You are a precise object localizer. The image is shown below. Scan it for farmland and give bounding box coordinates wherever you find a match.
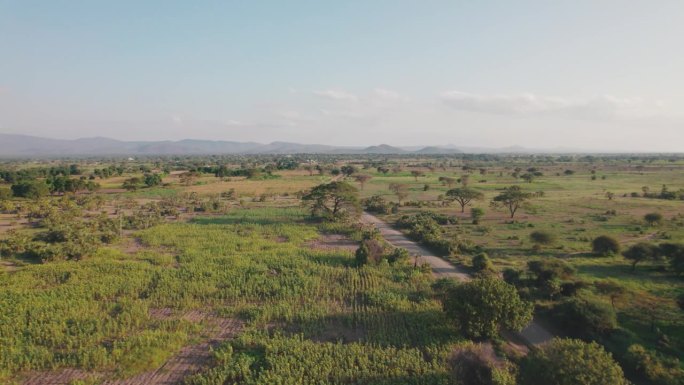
[1,154,683,384]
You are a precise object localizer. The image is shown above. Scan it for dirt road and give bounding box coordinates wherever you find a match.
[361,212,554,347]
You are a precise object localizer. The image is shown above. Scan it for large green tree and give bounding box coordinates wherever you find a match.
[443,278,533,338]
[446,187,484,213]
[491,185,532,218]
[519,338,627,385]
[301,182,360,221]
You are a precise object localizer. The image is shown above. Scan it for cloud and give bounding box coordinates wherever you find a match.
[312,89,358,102]
[373,88,409,102]
[441,91,664,120]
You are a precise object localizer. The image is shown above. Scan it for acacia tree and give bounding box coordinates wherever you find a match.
[410,170,425,181]
[446,187,484,213]
[354,174,372,190]
[340,165,356,177]
[443,277,533,338]
[491,185,532,218]
[301,182,360,221]
[623,242,659,271]
[389,183,409,204]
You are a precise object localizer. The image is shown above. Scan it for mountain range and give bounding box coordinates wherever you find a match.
[0,133,584,158]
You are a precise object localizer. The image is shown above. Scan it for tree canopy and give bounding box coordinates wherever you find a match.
[446,187,484,213]
[301,182,360,221]
[519,338,627,385]
[443,277,533,338]
[491,185,532,218]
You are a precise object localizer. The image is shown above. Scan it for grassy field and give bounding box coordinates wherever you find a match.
[0,207,459,384]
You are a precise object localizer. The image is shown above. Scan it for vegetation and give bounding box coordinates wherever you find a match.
[443,278,533,338]
[519,338,627,385]
[1,153,684,383]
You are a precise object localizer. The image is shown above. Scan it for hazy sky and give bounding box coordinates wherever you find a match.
[1,1,683,151]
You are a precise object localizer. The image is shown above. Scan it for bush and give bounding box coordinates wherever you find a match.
[472,253,493,272]
[529,230,556,245]
[387,247,410,264]
[519,338,627,385]
[645,212,664,226]
[624,344,683,385]
[592,235,621,256]
[449,344,516,385]
[551,297,617,339]
[355,239,385,266]
[363,195,393,214]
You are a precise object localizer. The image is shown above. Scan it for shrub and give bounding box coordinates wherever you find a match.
[449,343,516,385]
[519,338,627,385]
[624,344,683,385]
[529,230,556,245]
[355,239,385,266]
[592,235,620,256]
[551,297,617,339]
[472,253,493,272]
[645,212,664,226]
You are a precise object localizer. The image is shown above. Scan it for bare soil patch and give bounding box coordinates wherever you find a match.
[20,369,98,385]
[0,260,18,272]
[307,234,358,251]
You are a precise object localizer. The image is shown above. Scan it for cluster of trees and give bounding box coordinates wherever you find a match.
[638,185,684,201]
[395,212,461,255]
[362,195,398,214]
[0,204,117,262]
[122,173,165,191]
[623,241,684,273]
[450,338,628,385]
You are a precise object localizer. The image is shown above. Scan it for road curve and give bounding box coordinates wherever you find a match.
[360,212,554,347]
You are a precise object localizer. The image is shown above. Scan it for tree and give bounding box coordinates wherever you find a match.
[389,183,409,204]
[623,242,659,271]
[301,182,360,221]
[353,174,372,190]
[605,191,615,200]
[592,235,620,256]
[144,173,163,187]
[447,187,484,213]
[439,176,457,188]
[594,279,627,309]
[660,242,684,275]
[443,278,533,338]
[340,165,356,177]
[644,212,663,226]
[11,180,50,199]
[491,186,532,218]
[179,171,200,186]
[410,170,425,181]
[471,207,485,224]
[122,177,144,191]
[519,338,627,385]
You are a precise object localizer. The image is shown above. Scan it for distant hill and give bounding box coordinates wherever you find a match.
[415,146,462,154]
[0,133,588,158]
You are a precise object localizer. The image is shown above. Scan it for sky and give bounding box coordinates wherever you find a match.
[1,0,683,151]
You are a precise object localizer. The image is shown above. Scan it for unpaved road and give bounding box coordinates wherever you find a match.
[361,212,554,347]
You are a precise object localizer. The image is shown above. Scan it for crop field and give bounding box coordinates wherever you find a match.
[1,154,683,384]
